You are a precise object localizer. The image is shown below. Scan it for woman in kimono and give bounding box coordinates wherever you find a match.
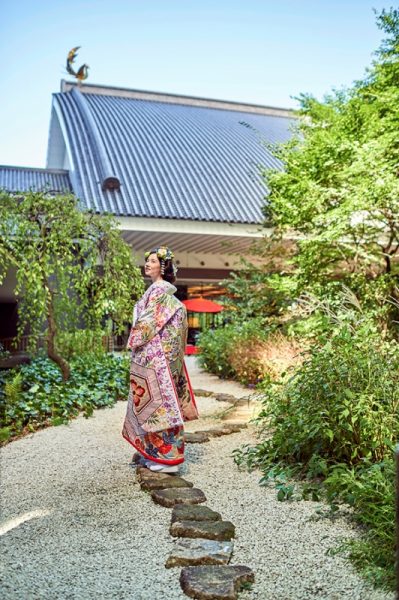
[122,246,199,473]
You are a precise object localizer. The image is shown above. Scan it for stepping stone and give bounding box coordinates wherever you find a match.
[201,424,248,438]
[185,432,210,444]
[140,476,194,492]
[200,428,230,438]
[214,393,238,404]
[151,487,207,507]
[136,466,177,482]
[192,389,215,397]
[222,424,247,434]
[165,538,234,568]
[171,505,221,524]
[180,565,255,600]
[170,520,235,541]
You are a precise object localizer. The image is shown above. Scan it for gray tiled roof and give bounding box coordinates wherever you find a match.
[0,165,72,194]
[51,87,297,224]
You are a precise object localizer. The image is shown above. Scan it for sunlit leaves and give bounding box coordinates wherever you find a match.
[262,9,399,295]
[0,190,144,365]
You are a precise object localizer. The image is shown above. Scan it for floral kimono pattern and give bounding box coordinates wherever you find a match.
[122,280,198,465]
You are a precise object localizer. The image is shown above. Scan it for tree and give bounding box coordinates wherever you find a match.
[219,250,296,323]
[0,191,144,380]
[261,8,399,311]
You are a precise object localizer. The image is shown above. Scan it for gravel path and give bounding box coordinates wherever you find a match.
[0,357,394,600]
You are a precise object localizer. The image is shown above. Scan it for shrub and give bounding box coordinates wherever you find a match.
[233,314,398,591]
[197,318,272,381]
[198,318,304,385]
[0,352,129,443]
[325,457,396,590]
[228,331,303,385]
[55,328,106,361]
[197,324,238,379]
[251,320,398,470]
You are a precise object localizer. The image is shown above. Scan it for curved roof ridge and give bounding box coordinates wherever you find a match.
[61,80,295,119]
[47,86,297,223]
[70,87,121,192]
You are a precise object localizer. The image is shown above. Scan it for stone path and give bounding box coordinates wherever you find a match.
[135,459,252,599]
[130,375,256,600]
[0,356,394,599]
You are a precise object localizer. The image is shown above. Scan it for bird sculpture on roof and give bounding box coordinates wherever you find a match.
[66,46,89,84]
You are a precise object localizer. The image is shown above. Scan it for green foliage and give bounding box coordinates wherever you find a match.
[233,307,398,591]
[219,257,294,322]
[260,8,399,315]
[197,318,270,380]
[197,325,237,379]
[55,328,107,361]
[231,455,396,589]
[0,190,144,377]
[4,372,23,404]
[252,318,398,470]
[0,343,10,360]
[230,11,399,591]
[0,352,129,441]
[325,457,396,590]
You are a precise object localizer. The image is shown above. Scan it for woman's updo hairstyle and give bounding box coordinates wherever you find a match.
[144,246,178,284]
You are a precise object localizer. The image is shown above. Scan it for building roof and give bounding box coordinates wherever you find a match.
[0,165,72,194]
[46,81,297,224]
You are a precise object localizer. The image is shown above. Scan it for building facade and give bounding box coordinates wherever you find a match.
[0,80,296,339]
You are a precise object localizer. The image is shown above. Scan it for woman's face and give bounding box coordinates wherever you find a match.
[144,252,162,281]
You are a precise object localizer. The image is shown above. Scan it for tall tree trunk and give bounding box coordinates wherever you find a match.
[384,253,391,274]
[46,287,70,381]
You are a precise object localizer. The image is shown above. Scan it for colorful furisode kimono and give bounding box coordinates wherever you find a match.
[122,279,199,465]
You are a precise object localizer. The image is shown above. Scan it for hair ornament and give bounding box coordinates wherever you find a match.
[144,246,176,278]
[157,246,174,260]
[144,246,175,262]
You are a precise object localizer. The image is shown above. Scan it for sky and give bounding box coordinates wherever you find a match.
[0,0,391,168]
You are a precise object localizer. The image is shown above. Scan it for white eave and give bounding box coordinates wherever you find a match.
[118,216,268,254]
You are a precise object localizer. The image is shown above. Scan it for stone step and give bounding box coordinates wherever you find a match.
[166,538,234,569]
[185,424,248,444]
[200,424,247,437]
[185,432,210,444]
[192,389,215,397]
[171,505,221,524]
[170,520,235,541]
[179,565,255,600]
[136,466,178,482]
[214,393,239,404]
[140,475,194,492]
[151,487,207,508]
[221,401,261,423]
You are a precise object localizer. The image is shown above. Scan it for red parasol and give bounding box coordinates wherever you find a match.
[182,298,223,313]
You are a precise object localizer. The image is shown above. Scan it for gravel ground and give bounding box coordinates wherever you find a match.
[183,430,394,600]
[0,358,394,600]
